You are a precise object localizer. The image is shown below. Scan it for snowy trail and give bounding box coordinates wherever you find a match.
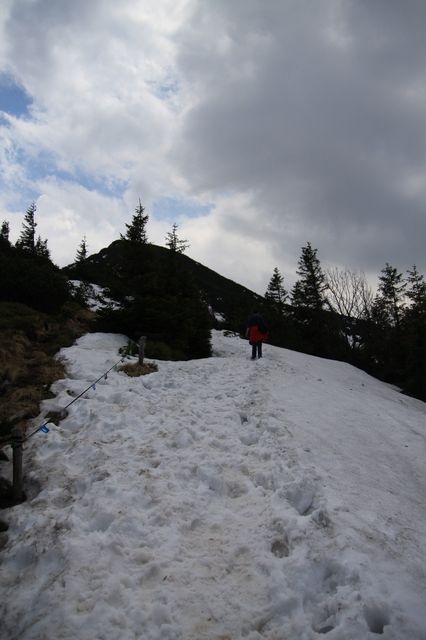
[1,331,426,639]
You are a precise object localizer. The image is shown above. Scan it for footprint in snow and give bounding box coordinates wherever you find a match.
[286,480,317,516]
[303,558,361,635]
[363,602,391,635]
[271,536,290,558]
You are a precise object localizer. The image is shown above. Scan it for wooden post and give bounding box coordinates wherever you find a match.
[138,336,146,365]
[11,426,24,503]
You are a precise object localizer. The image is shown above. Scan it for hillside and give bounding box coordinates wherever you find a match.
[0,239,271,453]
[63,239,265,333]
[0,331,425,638]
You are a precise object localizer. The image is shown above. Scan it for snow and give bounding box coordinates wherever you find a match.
[1,330,426,639]
[69,281,121,311]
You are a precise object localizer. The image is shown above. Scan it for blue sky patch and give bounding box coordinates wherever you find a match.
[147,77,179,102]
[0,74,32,117]
[153,196,213,222]
[16,147,127,200]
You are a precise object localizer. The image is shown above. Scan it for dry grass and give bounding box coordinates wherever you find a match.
[119,361,158,377]
[0,302,94,440]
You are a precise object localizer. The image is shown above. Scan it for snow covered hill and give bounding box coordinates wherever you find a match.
[1,331,425,639]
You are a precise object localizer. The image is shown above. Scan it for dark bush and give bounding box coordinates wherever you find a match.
[0,245,69,314]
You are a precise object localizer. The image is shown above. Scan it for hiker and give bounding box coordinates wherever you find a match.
[246,310,268,360]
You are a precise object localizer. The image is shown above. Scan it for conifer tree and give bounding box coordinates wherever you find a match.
[403,265,426,399]
[35,235,50,259]
[76,236,88,262]
[0,220,10,245]
[122,199,149,243]
[165,223,189,254]
[291,242,327,310]
[265,267,287,312]
[366,263,406,385]
[406,265,426,307]
[16,202,37,253]
[290,242,331,356]
[373,263,406,329]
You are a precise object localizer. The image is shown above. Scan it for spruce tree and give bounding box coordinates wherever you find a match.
[403,265,426,399]
[0,220,10,246]
[16,202,37,253]
[265,267,287,312]
[165,223,189,254]
[368,263,406,384]
[76,236,88,262]
[373,263,406,329]
[122,199,149,243]
[291,242,327,310]
[290,242,331,356]
[406,265,426,307]
[35,235,50,259]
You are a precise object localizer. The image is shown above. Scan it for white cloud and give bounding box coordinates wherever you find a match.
[32,178,125,265]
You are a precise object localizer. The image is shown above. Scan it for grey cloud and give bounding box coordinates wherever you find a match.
[172,0,426,277]
[2,0,426,289]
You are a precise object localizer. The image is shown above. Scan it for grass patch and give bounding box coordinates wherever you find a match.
[0,301,94,440]
[119,362,158,377]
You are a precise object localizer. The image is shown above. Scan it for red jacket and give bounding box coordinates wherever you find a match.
[247,324,268,344]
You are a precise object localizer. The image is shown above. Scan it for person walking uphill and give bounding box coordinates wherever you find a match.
[246,310,268,360]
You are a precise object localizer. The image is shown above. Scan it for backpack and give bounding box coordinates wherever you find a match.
[257,317,268,334]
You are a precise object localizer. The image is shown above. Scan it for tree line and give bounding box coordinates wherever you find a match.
[1,199,189,263]
[1,202,425,399]
[263,242,426,400]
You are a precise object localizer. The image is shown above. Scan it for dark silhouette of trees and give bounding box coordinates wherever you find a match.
[290,242,335,355]
[35,236,50,259]
[165,223,189,254]
[3,203,426,400]
[0,221,10,246]
[374,263,406,330]
[122,199,149,243]
[16,202,37,253]
[15,203,50,259]
[401,265,426,399]
[265,267,287,313]
[75,236,88,262]
[291,242,327,311]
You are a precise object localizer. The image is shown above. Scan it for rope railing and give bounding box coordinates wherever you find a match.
[23,356,125,442]
[2,336,148,504]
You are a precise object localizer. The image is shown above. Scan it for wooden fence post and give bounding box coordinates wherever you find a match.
[138,336,147,365]
[11,426,24,503]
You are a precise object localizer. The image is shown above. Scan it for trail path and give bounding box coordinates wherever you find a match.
[1,331,425,639]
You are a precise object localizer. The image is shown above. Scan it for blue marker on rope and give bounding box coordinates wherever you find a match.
[92,384,96,391]
[40,425,50,433]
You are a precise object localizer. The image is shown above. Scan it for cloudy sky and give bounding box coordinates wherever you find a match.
[1,0,425,295]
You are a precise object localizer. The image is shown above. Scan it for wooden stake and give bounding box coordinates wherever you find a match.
[138,336,147,365]
[11,426,24,503]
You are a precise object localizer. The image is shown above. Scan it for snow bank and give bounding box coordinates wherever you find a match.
[1,331,425,639]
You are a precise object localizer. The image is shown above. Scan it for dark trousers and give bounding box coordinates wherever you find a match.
[251,341,262,359]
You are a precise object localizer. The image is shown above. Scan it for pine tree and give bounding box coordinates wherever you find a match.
[406,265,426,307]
[16,202,37,253]
[76,236,88,262]
[165,223,190,254]
[35,235,50,259]
[0,220,10,246]
[291,242,327,310]
[265,267,287,312]
[373,263,406,329]
[290,242,331,356]
[122,199,149,243]
[403,265,426,399]
[367,263,406,385]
